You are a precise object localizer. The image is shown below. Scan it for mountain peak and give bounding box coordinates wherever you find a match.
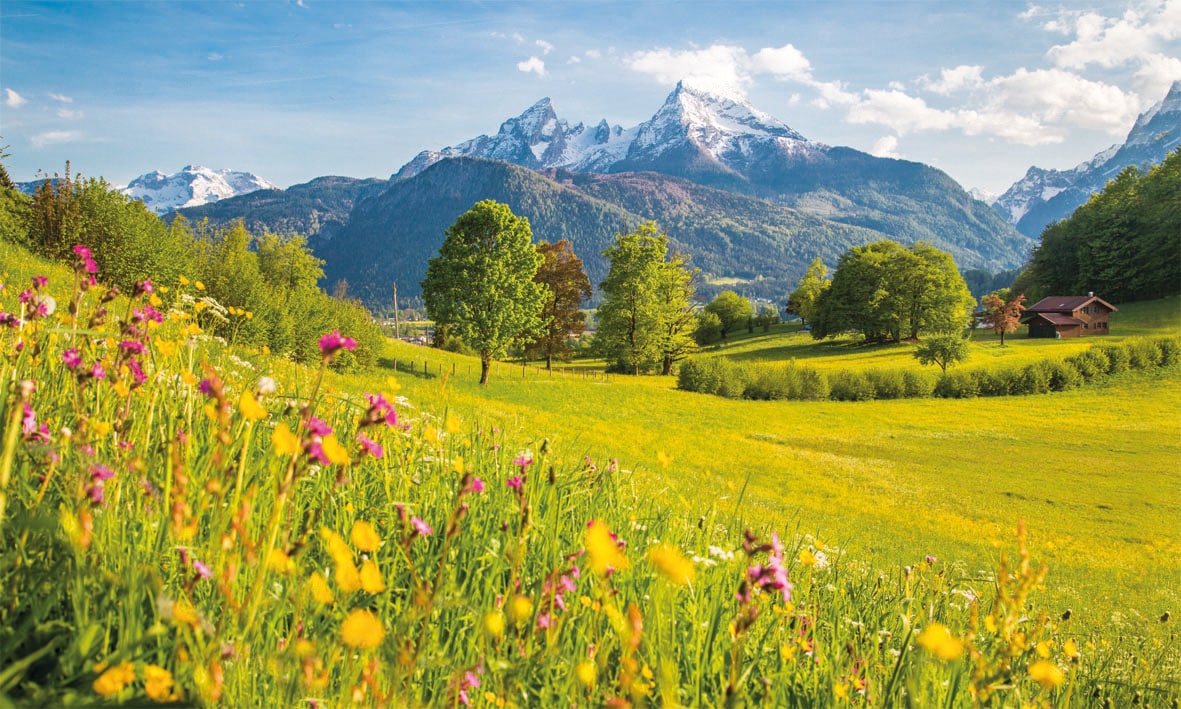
[121,166,277,215]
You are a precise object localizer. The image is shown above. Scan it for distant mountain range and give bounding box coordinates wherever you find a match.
[177,81,1033,305]
[16,164,278,215]
[991,80,1180,237]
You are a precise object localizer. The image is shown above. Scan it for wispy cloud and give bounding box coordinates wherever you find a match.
[517,56,546,76]
[208,52,225,62]
[536,39,553,55]
[31,130,81,148]
[4,88,27,108]
[48,92,72,103]
[57,108,85,120]
[870,135,902,159]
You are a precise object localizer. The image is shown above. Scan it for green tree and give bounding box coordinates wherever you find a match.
[421,200,546,385]
[694,310,722,345]
[527,240,592,370]
[980,289,1026,346]
[812,241,974,342]
[704,290,752,339]
[594,222,696,375]
[914,333,970,372]
[787,257,829,325]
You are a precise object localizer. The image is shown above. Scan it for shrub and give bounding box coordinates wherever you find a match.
[934,370,980,398]
[902,370,936,398]
[1065,350,1105,381]
[1126,338,1162,369]
[864,369,905,399]
[1156,336,1181,366]
[1045,359,1082,391]
[1014,361,1052,395]
[976,368,1016,396]
[829,370,876,401]
[1095,344,1130,374]
[677,357,749,397]
[744,362,829,401]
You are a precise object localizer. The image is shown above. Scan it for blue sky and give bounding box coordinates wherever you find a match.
[2,1,1178,194]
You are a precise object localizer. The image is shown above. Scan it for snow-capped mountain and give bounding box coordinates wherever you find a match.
[393,97,635,180]
[993,80,1180,237]
[120,165,278,214]
[394,80,826,183]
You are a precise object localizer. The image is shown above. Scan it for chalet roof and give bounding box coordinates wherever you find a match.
[1026,294,1118,313]
[1021,312,1084,326]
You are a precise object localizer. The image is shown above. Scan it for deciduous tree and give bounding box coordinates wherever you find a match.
[787,257,829,325]
[980,289,1026,346]
[704,290,752,339]
[421,200,546,385]
[528,240,592,370]
[594,222,696,375]
[914,333,970,372]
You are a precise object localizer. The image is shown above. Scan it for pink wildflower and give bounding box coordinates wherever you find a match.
[357,433,384,459]
[410,517,434,537]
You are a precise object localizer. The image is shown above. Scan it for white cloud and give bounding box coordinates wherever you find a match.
[628,45,751,94]
[208,52,225,62]
[31,130,81,148]
[48,92,72,103]
[57,108,84,120]
[749,44,812,82]
[4,88,26,108]
[847,90,955,134]
[1134,52,1181,97]
[918,65,984,95]
[517,56,546,76]
[585,49,601,59]
[983,68,1140,134]
[536,39,554,55]
[567,55,582,64]
[512,32,525,44]
[870,135,902,158]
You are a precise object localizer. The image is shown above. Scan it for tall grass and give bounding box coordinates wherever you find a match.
[1,248,1178,705]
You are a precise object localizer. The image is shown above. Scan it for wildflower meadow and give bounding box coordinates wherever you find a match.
[0,247,1177,707]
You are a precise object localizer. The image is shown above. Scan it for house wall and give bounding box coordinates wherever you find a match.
[1070,306,1113,336]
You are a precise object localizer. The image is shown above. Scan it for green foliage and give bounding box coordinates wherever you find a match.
[786,257,829,325]
[694,310,722,345]
[526,240,592,368]
[914,333,970,372]
[1021,148,1181,303]
[933,369,980,398]
[421,200,546,384]
[704,290,753,339]
[813,240,974,342]
[594,222,697,375]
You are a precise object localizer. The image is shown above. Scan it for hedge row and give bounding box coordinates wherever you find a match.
[677,336,1180,402]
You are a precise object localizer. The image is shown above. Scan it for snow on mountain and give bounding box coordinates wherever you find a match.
[968,187,999,204]
[993,80,1180,236]
[120,165,278,214]
[393,80,822,181]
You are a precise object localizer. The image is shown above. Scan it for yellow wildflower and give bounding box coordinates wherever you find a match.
[194,280,205,291]
[172,598,199,627]
[916,623,964,661]
[93,661,136,697]
[91,420,111,438]
[1063,639,1080,660]
[585,519,629,576]
[272,423,301,457]
[360,560,386,593]
[574,660,596,688]
[113,380,131,397]
[483,610,506,640]
[261,345,271,356]
[341,609,385,649]
[385,376,400,392]
[445,416,461,434]
[321,435,350,465]
[798,548,819,566]
[656,450,673,468]
[320,528,353,566]
[143,664,175,702]
[309,572,334,604]
[1028,660,1065,689]
[350,520,381,552]
[179,275,189,286]
[1036,640,1052,659]
[648,543,695,586]
[452,456,466,475]
[508,595,534,625]
[335,558,361,593]
[267,548,294,575]
[181,372,198,387]
[155,338,177,356]
[239,391,267,421]
[834,681,850,702]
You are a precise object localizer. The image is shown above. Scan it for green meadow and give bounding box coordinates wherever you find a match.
[2,240,1178,705]
[363,300,1181,631]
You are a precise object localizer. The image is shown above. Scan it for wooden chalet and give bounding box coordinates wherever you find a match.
[1020,293,1118,338]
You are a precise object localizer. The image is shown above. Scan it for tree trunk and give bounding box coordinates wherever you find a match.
[662,356,673,376]
[999,330,1006,346]
[546,351,552,371]
[480,354,491,386]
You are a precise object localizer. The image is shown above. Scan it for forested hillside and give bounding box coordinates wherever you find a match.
[1016,148,1180,303]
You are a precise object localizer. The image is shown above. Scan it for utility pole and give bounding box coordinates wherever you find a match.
[392,282,400,339]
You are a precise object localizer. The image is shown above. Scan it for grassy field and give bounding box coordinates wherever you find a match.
[3,239,1179,705]
[349,300,1181,630]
